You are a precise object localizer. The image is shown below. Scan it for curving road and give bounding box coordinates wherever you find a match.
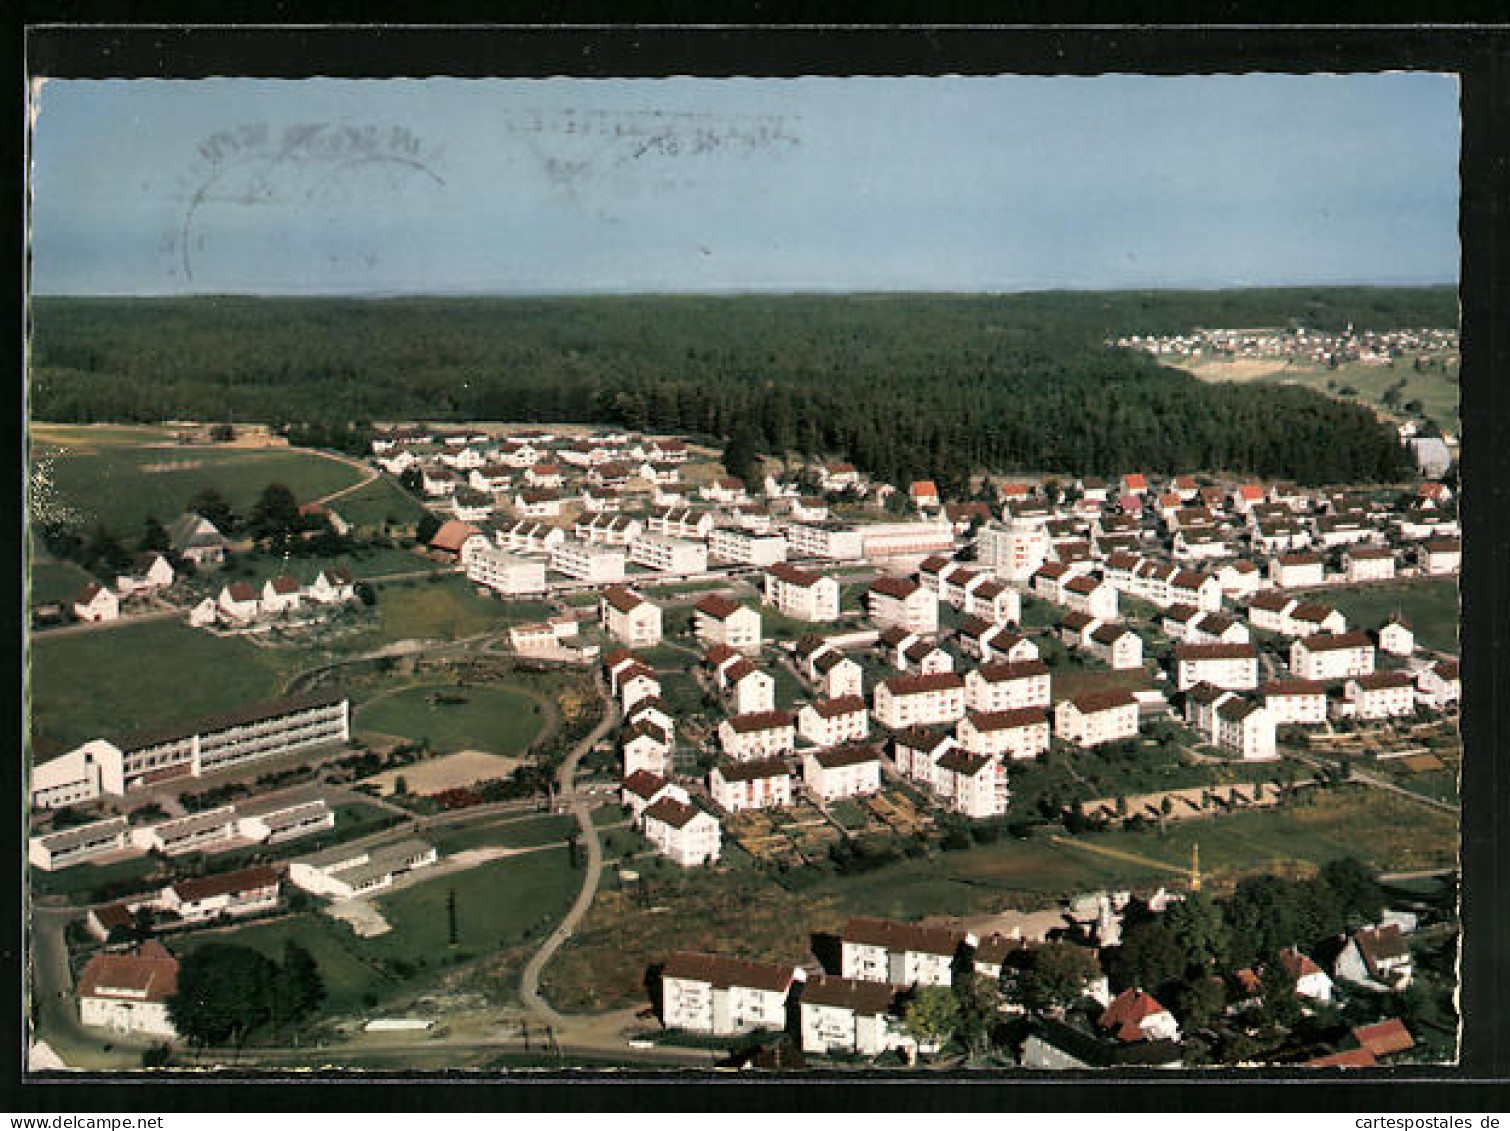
[518,670,619,1029]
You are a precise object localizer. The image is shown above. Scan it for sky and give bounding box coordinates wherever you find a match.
[27,74,1460,296]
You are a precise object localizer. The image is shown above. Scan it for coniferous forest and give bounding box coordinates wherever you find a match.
[31,288,1453,490]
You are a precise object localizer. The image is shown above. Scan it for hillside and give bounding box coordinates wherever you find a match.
[31,289,1451,488]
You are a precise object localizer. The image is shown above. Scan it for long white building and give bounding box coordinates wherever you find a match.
[465,545,547,596]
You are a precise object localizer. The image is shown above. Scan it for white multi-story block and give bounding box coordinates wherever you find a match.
[1347,672,1416,719]
[867,576,940,634]
[764,563,841,622]
[630,533,709,575]
[642,796,722,867]
[1054,691,1140,748]
[964,660,1051,714]
[1290,632,1375,682]
[465,546,547,596]
[711,758,793,812]
[1260,680,1330,726]
[600,587,663,646]
[693,594,762,651]
[718,711,797,761]
[1174,643,1259,692]
[708,526,788,566]
[841,918,971,987]
[956,707,1051,761]
[979,518,1051,582]
[873,672,967,730]
[797,695,871,748]
[661,952,803,1037]
[550,538,628,584]
[801,744,883,801]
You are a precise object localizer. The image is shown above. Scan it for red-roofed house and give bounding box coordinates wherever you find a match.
[73,582,120,623]
[801,744,883,801]
[693,594,762,651]
[1098,988,1179,1043]
[909,480,941,510]
[77,942,180,1037]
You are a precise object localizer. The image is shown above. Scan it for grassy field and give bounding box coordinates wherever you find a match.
[1319,577,1460,653]
[31,431,365,538]
[344,575,527,646]
[1174,355,1460,432]
[179,848,579,1014]
[30,852,164,900]
[29,620,308,752]
[1050,664,1156,701]
[355,683,547,755]
[327,474,429,530]
[428,813,574,855]
[29,558,98,607]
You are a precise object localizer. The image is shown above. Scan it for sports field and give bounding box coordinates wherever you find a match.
[355,683,547,756]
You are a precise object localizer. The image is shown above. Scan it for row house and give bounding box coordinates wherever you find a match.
[711,758,793,812]
[647,507,717,541]
[693,594,762,651]
[1394,511,1459,542]
[718,711,797,761]
[842,917,972,987]
[630,533,709,575]
[867,576,939,635]
[600,587,663,647]
[660,951,803,1037]
[965,660,1051,714]
[873,672,967,730]
[1346,671,1416,720]
[1290,632,1375,683]
[1260,680,1330,727]
[551,539,627,584]
[708,525,788,566]
[1054,690,1140,748]
[499,519,565,555]
[573,513,644,546]
[797,695,870,749]
[1174,643,1259,692]
[578,486,620,515]
[956,707,1051,761]
[1183,611,1250,647]
[764,563,841,622]
[801,744,883,801]
[1251,518,1313,556]
[28,816,131,871]
[642,795,722,867]
[957,618,1037,664]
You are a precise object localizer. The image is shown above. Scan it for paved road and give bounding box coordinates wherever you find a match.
[518,670,620,1029]
[31,606,182,638]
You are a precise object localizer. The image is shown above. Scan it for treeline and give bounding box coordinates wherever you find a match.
[31,290,1444,487]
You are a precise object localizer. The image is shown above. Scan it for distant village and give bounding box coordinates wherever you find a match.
[30,415,1460,1070]
[1109,326,1458,368]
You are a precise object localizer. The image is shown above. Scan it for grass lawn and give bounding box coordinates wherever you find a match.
[771,665,810,710]
[355,683,547,755]
[29,558,98,607]
[29,620,308,752]
[30,853,164,900]
[347,574,525,646]
[328,474,428,530]
[1050,664,1155,701]
[32,439,364,539]
[179,848,578,1014]
[429,813,574,855]
[185,547,429,600]
[1321,577,1460,653]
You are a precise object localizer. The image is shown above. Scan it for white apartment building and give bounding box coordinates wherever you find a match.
[979,518,1051,582]
[465,546,547,596]
[784,522,866,561]
[933,748,1009,818]
[630,533,709,575]
[710,758,793,812]
[550,538,628,584]
[956,707,1051,761]
[1054,691,1140,748]
[717,711,797,760]
[1261,680,1330,726]
[1174,643,1259,692]
[1290,632,1376,682]
[600,587,663,646]
[660,951,802,1037]
[867,576,940,634]
[642,796,722,866]
[708,526,788,566]
[872,672,967,730]
[797,695,871,748]
[693,595,762,651]
[764,563,841,622]
[964,660,1052,714]
[801,744,883,801]
[842,918,970,987]
[1270,553,1326,588]
[1347,672,1416,719]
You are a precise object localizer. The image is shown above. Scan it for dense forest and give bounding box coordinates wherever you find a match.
[31,288,1452,489]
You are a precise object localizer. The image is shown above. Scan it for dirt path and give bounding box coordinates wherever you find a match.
[518,670,619,1030]
[1048,834,1193,877]
[303,449,379,507]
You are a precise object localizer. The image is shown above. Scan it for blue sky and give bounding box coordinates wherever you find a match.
[28,74,1460,295]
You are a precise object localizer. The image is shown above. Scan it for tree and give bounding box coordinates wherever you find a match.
[399,467,424,495]
[900,985,959,1054]
[721,424,760,487]
[248,482,301,547]
[1174,975,1227,1032]
[269,940,326,1035]
[1109,919,1187,991]
[189,487,236,536]
[210,423,236,442]
[447,887,459,945]
[416,513,442,546]
[951,972,1004,1060]
[138,515,170,554]
[1008,941,1101,1015]
[167,944,276,1047]
[1161,891,1231,976]
[354,581,377,607]
[1258,956,1302,1027]
[1318,857,1385,929]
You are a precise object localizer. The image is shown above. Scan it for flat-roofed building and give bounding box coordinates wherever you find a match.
[630,533,709,575]
[465,546,547,596]
[550,538,628,584]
